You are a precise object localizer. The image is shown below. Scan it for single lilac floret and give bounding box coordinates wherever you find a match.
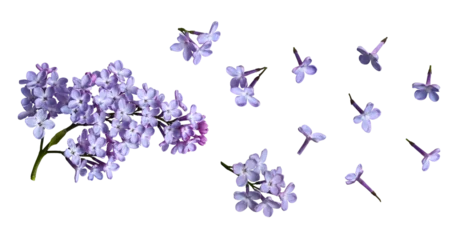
[255,196,281,217]
[170,32,197,61]
[104,156,120,179]
[231,87,260,107]
[108,60,132,82]
[19,71,47,89]
[292,57,317,83]
[279,182,297,211]
[413,66,440,102]
[233,159,260,187]
[260,170,284,195]
[345,164,381,202]
[197,21,221,44]
[193,42,213,65]
[249,149,268,174]
[24,109,55,139]
[64,138,84,165]
[353,103,381,133]
[227,66,247,88]
[357,37,387,71]
[406,139,441,171]
[297,125,326,155]
[234,185,261,212]
[73,158,87,183]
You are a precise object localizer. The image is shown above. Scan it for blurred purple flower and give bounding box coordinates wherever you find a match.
[170,32,197,61]
[231,87,260,107]
[234,185,261,212]
[345,164,381,202]
[227,66,247,88]
[197,21,221,44]
[413,66,440,102]
[406,139,441,171]
[255,196,281,217]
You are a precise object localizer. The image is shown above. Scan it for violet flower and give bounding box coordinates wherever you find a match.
[279,182,297,211]
[297,125,326,155]
[228,66,267,107]
[234,184,261,212]
[255,196,281,217]
[227,66,247,88]
[349,94,381,133]
[260,170,284,195]
[233,159,260,187]
[345,164,381,202]
[197,21,221,44]
[357,37,387,71]
[292,47,317,83]
[406,139,441,171]
[170,32,197,61]
[193,42,213,65]
[249,148,267,175]
[413,65,440,102]
[24,109,55,139]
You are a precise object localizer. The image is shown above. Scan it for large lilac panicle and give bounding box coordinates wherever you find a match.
[222,149,297,217]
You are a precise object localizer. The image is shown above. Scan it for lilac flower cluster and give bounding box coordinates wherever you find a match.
[19,61,208,182]
[221,149,297,217]
[226,66,267,107]
[170,21,220,65]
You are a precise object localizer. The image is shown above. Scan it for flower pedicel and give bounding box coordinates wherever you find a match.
[345,164,381,202]
[292,47,317,83]
[412,65,440,102]
[227,66,268,107]
[406,139,441,171]
[357,37,388,71]
[349,94,381,133]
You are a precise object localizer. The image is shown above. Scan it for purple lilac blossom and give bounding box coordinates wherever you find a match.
[231,87,260,107]
[233,159,260,187]
[297,125,326,155]
[171,22,220,64]
[345,164,381,202]
[227,66,247,88]
[292,48,317,83]
[193,42,213,65]
[108,60,132,82]
[255,196,281,217]
[413,65,440,102]
[357,37,387,71]
[234,185,261,212]
[24,109,55,139]
[197,21,221,44]
[406,139,441,171]
[349,94,381,133]
[250,149,267,174]
[279,183,297,211]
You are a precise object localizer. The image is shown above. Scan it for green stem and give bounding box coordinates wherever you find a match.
[40,138,44,152]
[220,162,260,192]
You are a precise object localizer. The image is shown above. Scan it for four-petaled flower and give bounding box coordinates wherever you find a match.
[231,87,260,107]
[345,164,381,202]
[279,182,297,211]
[413,66,440,102]
[234,185,261,212]
[233,159,260,187]
[357,37,387,71]
[255,196,281,217]
[197,21,221,44]
[260,170,284,195]
[227,66,247,88]
[353,103,381,133]
[170,32,197,61]
[297,125,326,155]
[25,109,55,139]
[108,60,132,82]
[406,139,441,171]
[292,48,317,83]
[193,42,213,65]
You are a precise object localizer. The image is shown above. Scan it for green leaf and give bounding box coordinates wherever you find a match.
[47,124,77,149]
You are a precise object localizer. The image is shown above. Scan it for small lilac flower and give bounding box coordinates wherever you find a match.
[183,138,199,153]
[249,149,267,174]
[233,159,260,187]
[47,71,68,89]
[197,121,208,135]
[171,141,186,154]
[161,100,182,121]
[64,138,84,165]
[197,21,221,44]
[93,112,109,135]
[357,37,387,71]
[115,98,135,122]
[406,139,441,171]
[120,76,138,101]
[20,86,36,108]
[88,164,103,181]
[88,134,106,157]
[227,66,247,88]
[76,106,94,124]
[72,75,92,91]
[175,90,188,111]
[260,170,284,195]
[231,87,260,107]
[170,32,197,61]
[108,60,132,82]
[107,86,122,105]
[234,185,261,212]
[73,158,87,183]
[345,164,381,202]
[297,125,326,155]
[186,105,204,128]
[413,65,440,102]
[292,48,317,83]
[25,109,55,139]
[255,196,281,217]
[68,89,90,111]
[33,87,55,109]
[104,156,120,179]
[140,126,155,148]
[180,125,194,141]
[36,63,57,73]
[95,69,118,89]
[18,103,36,120]
[124,120,145,144]
[141,107,159,127]
[19,71,46,89]
[349,94,381,133]
[279,182,297,211]
[109,119,128,138]
[94,89,113,111]
[193,42,213,65]
[137,88,157,108]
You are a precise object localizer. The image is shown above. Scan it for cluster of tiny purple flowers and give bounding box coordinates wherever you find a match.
[221,149,297,217]
[19,61,208,182]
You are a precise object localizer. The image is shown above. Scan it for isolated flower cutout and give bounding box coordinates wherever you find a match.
[297,124,328,155]
[413,66,440,102]
[357,37,387,71]
[292,48,317,83]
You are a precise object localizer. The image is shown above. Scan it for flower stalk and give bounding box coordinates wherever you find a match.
[348,93,364,114]
[292,46,303,65]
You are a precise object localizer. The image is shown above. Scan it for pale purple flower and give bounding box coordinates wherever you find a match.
[357,37,387,71]
[76,106,94,124]
[175,90,188,111]
[95,69,118,89]
[161,100,182,121]
[291,54,318,84]
[255,196,281,217]
[108,60,132,82]
[279,182,297,211]
[413,66,440,102]
[18,103,36,120]
[33,87,55,109]
[170,32,197,61]
[73,158,87,183]
[104,156,120,179]
[234,185,261,212]
[88,164,103,181]
[260,170,284,195]
[93,112,109,135]
[120,76,138,101]
[19,71,47,89]
[25,109,55,139]
[88,134,106,157]
[406,139,441,171]
[227,66,247,88]
[94,89,113,111]
[72,75,92,91]
[231,87,260,107]
[180,125,194,141]
[137,88,157,108]
[183,138,199,153]
[36,62,57,73]
[140,126,155,148]
[64,138,84,165]
[114,98,135,122]
[345,164,381,202]
[197,21,221,44]
[47,71,67,89]
[186,105,204,128]
[141,107,160,127]
[124,120,145,144]
[107,86,122,105]
[297,125,326,155]
[249,149,267,174]
[192,42,213,65]
[353,102,381,133]
[109,119,129,138]
[20,86,36,108]
[68,89,90,111]
[233,159,260,187]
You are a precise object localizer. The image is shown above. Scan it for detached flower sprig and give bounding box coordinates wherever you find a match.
[297,125,326,155]
[406,139,441,171]
[292,47,317,83]
[349,94,381,133]
[345,164,381,202]
[221,149,297,217]
[226,66,268,107]
[357,37,388,71]
[412,65,440,102]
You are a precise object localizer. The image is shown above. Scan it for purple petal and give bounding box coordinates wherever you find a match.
[357,46,368,55]
[226,67,238,77]
[305,65,317,75]
[311,132,326,142]
[212,32,220,42]
[302,57,312,66]
[353,115,363,124]
[248,96,260,107]
[236,175,247,187]
[429,91,439,102]
[359,54,370,64]
[247,171,260,182]
[235,200,248,212]
[25,118,36,127]
[193,52,202,65]
[235,96,247,106]
[414,90,428,100]
[362,119,371,133]
[42,120,55,129]
[295,71,305,83]
[364,103,374,114]
[298,125,312,137]
[183,47,193,61]
[345,173,356,181]
[210,21,218,33]
[33,126,45,139]
[369,108,381,120]
[371,58,382,71]
[422,158,430,171]
[263,206,273,217]
[412,83,426,90]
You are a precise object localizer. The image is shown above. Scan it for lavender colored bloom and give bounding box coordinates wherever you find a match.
[47,71,68,89]
[297,125,326,155]
[109,119,128,138]
[249,149,267,174]
[64,138,84,165]
[18,103,36,120]
[231,87,260,107]
[180,125,194,141]
[107,86,122,105]
[120,76,138,101]
[183,138,199,153]
[19,71,47,89]
[88,164,103,181]
[20,86,36,108]
[170,32,197,61]
[36,63,57,73]
[279,182,297,211]
[197,121,208,135]
[76,106,94,124]
[292,48,317,83]
[255,196,281,217]
[141,107,160,127]
[104,156,120,179]
[357,37,387,71]
[92,112,109,135]
[73,158,87,183]
[25,109,55,139]
[88,134,106,157]
[140,126,155,148]
[108,60,132,82]
[68,89,90,111]
[233,159,260,187]
[413,66,440,102]
[95,69,118,89]
[345,164,381,202]
[161,100,182,121]
[32,87,55,109]
[353,103,381,133]
[94,89,113,111]
[137,88,157,108]
[193,42,213,65]
[234,185,261,212]
[197,21,221,44]
[186,105,204,128]
[260,170,284,195]
[227,66,247,88]
[406,139,441,171]
[114,98,135,122]
[175,90,188,111]
[124,120,145,144]
[72,75,92,91]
